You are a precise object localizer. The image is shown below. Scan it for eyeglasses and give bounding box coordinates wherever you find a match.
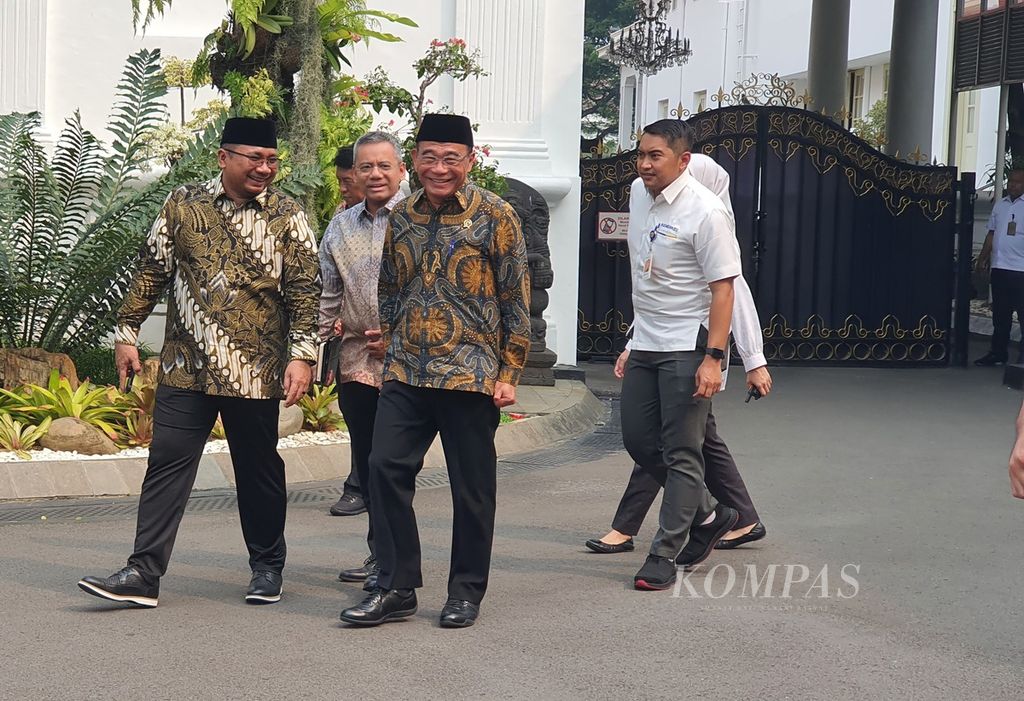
[223,148,280,168]
[355,162,397,175]
[416,152,471,168]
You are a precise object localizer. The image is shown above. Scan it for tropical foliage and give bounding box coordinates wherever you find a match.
[299,382,346,432]
[0,414,52,460]
[115,382,157,448]
[0,370,125,440]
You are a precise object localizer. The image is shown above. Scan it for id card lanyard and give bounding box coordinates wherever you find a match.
[640,222,679,279]
[1009,213,1017,237]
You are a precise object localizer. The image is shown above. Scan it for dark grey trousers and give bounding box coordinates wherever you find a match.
[620,350,716,559]
[611,409,760,535]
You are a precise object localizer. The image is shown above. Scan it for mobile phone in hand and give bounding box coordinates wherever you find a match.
[745,386,761,403]
[125,369,135,392]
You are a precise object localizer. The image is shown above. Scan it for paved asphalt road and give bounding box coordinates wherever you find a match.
[1,362,1023,699]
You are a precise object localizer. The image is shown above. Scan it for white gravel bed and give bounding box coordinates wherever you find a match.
[0,429,349,463]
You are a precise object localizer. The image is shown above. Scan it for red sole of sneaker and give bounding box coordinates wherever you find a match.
[634,579,674,591]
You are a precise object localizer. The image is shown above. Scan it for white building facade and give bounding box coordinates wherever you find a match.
[0,0,585,366]
[609,0,999,183]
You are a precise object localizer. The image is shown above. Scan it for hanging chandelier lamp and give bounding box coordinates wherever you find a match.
[607,0,692,76]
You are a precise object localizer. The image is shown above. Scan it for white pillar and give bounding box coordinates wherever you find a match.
[0,0,48,116]
[453,0,584,366]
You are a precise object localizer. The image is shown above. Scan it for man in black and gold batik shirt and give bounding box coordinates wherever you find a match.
[78,118,320,610]
[340,114,530,630]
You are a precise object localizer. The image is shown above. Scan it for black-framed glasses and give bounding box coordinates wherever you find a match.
[416,152,471,168]
[223,148,280,168]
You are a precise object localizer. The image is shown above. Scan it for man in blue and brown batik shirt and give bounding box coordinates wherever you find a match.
[340,113,530,630]
[78,117,320,609]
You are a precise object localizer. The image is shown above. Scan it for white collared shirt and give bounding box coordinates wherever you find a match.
[627,169,742,353]
[989,194,1024,272]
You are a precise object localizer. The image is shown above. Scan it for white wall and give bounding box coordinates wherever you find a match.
[42,0,222,143]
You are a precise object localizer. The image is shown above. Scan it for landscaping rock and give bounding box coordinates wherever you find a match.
[0,348,79,390]
[39,417,119,455]
[278,402,304,438]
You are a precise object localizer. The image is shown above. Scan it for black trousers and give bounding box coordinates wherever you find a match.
[128,385,286,581]
[620,350,716,559]
[337,381,379,554]
[369,381,500,604]
[612,409,760,535]
[990,268,1024,359]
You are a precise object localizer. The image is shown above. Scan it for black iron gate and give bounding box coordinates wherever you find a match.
[578,104,972,366]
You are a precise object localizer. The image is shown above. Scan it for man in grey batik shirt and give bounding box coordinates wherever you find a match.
[319,131,407,590]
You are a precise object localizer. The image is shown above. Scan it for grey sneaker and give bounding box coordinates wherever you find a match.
[78,566,159,608]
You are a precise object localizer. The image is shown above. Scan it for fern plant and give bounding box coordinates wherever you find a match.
[0,49,224,355]
[0,414,52,460]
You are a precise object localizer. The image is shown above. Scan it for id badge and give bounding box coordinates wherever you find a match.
[1008,219,1017,237]
[641,230,656,280]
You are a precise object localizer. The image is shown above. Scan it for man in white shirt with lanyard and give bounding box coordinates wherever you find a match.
[976,168,1024,366]
[586,152,772,562]
[624,119,742,591]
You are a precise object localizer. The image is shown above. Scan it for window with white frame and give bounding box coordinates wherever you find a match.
[694,90,707,113]
[849,69,865,120]
[966,90,977,134]
[657,99,669,119]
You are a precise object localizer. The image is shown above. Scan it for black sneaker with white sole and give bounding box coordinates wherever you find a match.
[78,566,159,608]
[245,570,283,604]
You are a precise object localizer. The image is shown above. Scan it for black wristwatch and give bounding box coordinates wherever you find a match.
[705,347,726,361]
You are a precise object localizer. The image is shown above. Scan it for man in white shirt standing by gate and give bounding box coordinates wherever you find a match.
[624,119,742,591]
[976,168,1024,366]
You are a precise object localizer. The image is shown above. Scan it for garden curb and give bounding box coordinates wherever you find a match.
[0,380,605,501]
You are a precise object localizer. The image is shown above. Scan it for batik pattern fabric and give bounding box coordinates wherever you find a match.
[378,183,531,395]
[115,176,321,400]
[318,192,404,388]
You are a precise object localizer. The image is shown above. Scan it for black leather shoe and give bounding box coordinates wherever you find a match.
[440,598,480,628]
[974,352,1007,366]
[633,554,677,590]
[339,588,417,626]
[584,537,635,554]
[78,566,159,608]
[245,570,283,604]
[339,555,377,582]
[714,522,767,550]
[676,506,739,567]
[330,492,367,516]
